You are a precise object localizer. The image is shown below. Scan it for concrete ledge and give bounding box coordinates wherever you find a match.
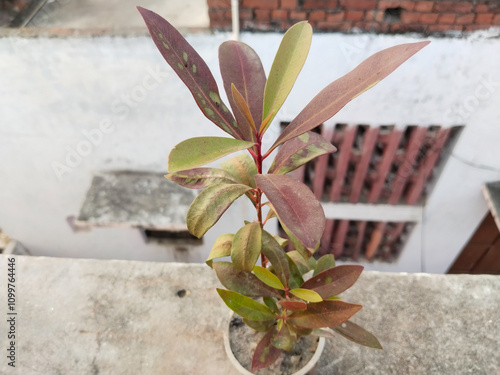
[0,255,498,374]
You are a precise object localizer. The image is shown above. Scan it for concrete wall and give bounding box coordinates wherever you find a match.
[1,29,499,272]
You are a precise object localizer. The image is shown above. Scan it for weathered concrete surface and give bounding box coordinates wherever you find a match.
[0,255,498,375]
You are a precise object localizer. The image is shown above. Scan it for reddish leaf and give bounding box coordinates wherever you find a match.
[255,174,325,251]
[279,300,307,311]
[231,84,257,134]
[252,327,283,372]
[219,41,266,134]
[213,262,281,298]
[269,132,337,175]
[166,168,240,189]
[137,7,247,140]
[332,320,383,349]
[289,300,362,329]
[261,231,290,288]
[301,265,363,299]
[270,41,430,152]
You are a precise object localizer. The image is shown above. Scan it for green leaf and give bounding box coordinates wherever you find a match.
[290,288,323,303]
[282,224,311,261]
[168,137,254,173]
[286,254,304,290]
[231,83,257,134]
[272,325,296,351]
[254,266,285,290]
[187,183,251,238]
[219,40,266,135]
[269,132,337,175]
[231,222,262,272]
[289,300,362,329]
[261,231,290,288]
[251,327,283,372]
[166,168,240,189]
[262,21,312,133]
[301,265,364,299]
[263,297,280,314]
[137,7,247,140]
[217,289,275,321]
[287,251,310,275]
[213,262,281,298]
[332,320,383,349]
[273,235,288,248]
[243,318,276,332]
[206,233,233,267]
[279,300,307,311]
[270,41,430,152]
[220,153,257,188]
[313,254,336,276]
[256,174,325,251]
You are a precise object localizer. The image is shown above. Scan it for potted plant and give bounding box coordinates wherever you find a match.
[137,7,428,373]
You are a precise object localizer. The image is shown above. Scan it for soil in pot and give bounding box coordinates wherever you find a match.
[229,315,320,375]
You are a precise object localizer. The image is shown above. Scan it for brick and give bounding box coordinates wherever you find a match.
[427,24,451,32]
[210,19,231,29]
[434,2,473,14]
[352,21,373,30]
[414,1,434,13]
[345,10,364,21]
[290,10,307,19]
[340,0,376,10]
[455,14,474,25]
[239,8,253,19]
[207,0,231,8]
[374,10,385,22]
[378,0,414,11]
[475,13,494,24]
[209,9,226,21]
[463,24,489,31]
[401,11,421,24]
[255,9,271,19]
[280,20,293,30]
[438,13,456,25]
[419,13,439,24]
[272,9,288,19]
[326,11,345,21]
[280,0,298,9]
[309,9,326,21]
[475,4,490,13]
[494,14,500,25]
[242,0,279,9]
[316,20,343,29]
[303,0,338,9]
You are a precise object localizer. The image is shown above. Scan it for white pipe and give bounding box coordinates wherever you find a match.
[231,0,239,41]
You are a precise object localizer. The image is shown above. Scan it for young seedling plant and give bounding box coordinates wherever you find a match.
[138,6,429,372]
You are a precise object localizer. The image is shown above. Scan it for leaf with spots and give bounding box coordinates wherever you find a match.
[332,320,383,349]
[187,183,251,238]
[217,289,275,321]
[269,131,337,175]
[231,222,262,272]
[166,168,241,190]
[270,41,430,152]
[137,7,247,140]
[251,327,283,372]
[168,137,254,173]
[255,174,325,251]
[219,40,266,135]
[301,265,364,299]
[289,300,362,329]
[219,152,257,188]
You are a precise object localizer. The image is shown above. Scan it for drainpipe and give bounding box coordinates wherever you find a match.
[231,0,239,41]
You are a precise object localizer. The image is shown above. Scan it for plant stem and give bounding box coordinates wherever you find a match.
[254,132,268,268]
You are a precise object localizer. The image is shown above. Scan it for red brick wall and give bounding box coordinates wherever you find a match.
[208,0,499,34]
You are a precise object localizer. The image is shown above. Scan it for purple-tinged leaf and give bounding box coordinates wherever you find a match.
[290,288,323,303]
[269,132,337,175]
[270,41,430,152]
[262,22,312,132]
[137,7,248,140]
[272,325,296,351]
[166,168,240,189]
[217,289,275,321]
[220,153,257,188]
[231,222,262,272]
[206,233,233,267]
[254,266,285,290]
[261,231,290,288]
[219,41,266,134]
[255,174,325,251]
[313,254,336,276]
[332,320,383,349]
[231,83,257,134]
[289,300,362,329]
[168,137,254,173]
[301,265,364,299]
[243,318,276,332]
[213,262,281,298]
[252,327,283,372]
[279,300,307,311]
[187,183,251,238]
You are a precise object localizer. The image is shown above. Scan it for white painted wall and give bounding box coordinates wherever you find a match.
[1,29,499,272]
